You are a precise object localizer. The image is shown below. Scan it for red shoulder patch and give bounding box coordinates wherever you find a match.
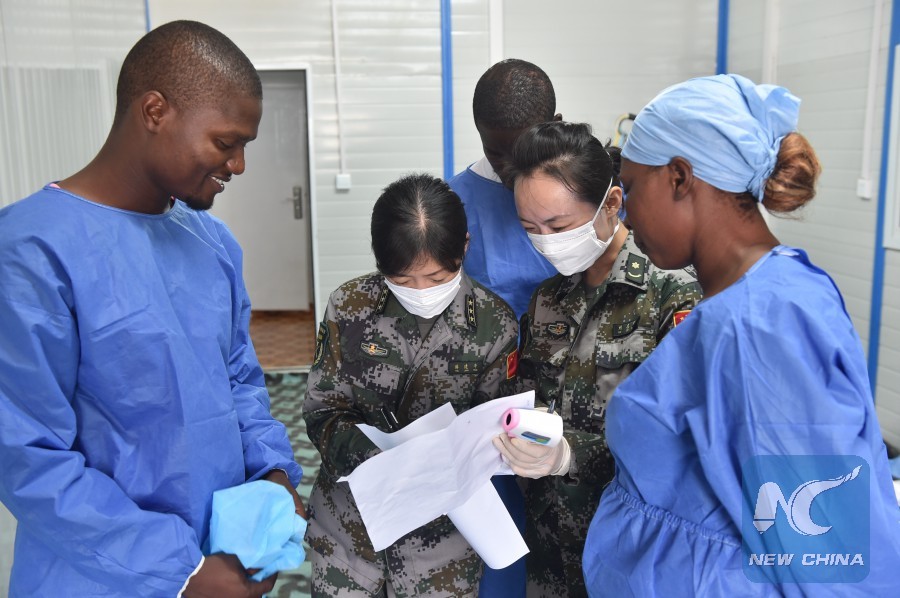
[673,310,691,327]
[506,350,519,379]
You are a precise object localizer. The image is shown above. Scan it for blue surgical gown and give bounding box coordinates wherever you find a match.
[582,246,900,596]
[0,186,302,597]
[448,160,557,320]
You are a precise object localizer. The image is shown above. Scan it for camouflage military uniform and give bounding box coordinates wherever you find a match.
[304,271,519,598]
[505,232,701,598]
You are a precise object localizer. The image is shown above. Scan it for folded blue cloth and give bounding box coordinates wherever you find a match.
[207,480,307,581]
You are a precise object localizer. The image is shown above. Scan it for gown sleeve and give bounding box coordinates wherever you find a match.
[228,282,303,486]
[220,226,302,487]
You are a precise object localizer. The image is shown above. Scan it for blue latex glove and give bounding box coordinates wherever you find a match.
[207,480,307,581]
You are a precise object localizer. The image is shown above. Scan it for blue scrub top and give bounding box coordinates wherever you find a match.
[0,186,302,597]
[583,246,900,596]
[448,160,557,320]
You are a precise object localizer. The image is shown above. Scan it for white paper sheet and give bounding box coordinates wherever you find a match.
[447,481,529,569]
[341,391,534,564]
[355,402,456,451]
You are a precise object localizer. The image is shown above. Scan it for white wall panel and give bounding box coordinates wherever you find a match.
[0,0,145,207]
[758,5,884,341]
[729,0,899,445]
[728,0,765,78]
[450,0,492,174]
[449,0,720,174]
[878,252,900,448]
[502,0,718,143]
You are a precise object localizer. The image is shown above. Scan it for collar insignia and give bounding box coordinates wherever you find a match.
[625,252,647,285]
[465,294,477,329]
[375,288,389,314]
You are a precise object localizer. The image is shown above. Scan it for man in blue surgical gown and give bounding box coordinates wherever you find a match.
[449,59,559,321]
[0,21,302,598]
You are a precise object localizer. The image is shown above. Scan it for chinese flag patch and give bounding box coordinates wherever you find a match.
[672,310,691,327]
[506,350,519,379]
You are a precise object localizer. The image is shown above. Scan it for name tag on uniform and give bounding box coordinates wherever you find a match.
[448,360,483,375]
[611,317,640,338]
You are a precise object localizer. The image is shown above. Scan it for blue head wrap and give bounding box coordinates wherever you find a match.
[622,74,800,201]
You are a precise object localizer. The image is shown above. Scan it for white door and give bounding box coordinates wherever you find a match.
[211,69,312,310]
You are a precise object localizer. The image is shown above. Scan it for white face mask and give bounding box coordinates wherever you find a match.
[383,269,463,318]
[526,180,619,276]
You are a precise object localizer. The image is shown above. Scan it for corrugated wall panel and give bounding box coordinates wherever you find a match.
[878,253,900,447]
[877,342,900,448]
[876,1,899,449]
[728,0,765,77]
[503,0,717,142]
[729,0,899,446]
[0,0,145,207]
[762,10,884,342]
[450,0,491,177]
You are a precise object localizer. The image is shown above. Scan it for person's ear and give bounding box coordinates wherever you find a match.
[140,91,170,133]
[552,113,563,122]
[464,232,470,256]
[605,186,623,217]
[668,157,695,201]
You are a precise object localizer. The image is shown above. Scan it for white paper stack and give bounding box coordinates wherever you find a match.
[339,391,535,569]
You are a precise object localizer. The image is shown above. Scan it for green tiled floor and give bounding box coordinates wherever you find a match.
[266,371,319,598]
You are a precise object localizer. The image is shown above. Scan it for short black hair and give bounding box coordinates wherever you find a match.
[371,173,468,277]
[115,20,261,124]
[472,59,556,129]
[508,121,620,207]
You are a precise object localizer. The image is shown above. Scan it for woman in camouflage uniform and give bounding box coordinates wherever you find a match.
[492,122,702,597]
[304,173,519,597]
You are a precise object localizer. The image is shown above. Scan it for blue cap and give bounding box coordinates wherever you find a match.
[622,74,800,201]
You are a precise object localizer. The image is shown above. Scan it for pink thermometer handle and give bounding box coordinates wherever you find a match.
[501,407,520,434]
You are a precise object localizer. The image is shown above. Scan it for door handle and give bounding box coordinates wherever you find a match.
[291,185,303,220]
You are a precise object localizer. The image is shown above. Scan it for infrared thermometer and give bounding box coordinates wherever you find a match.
[500,407,563,447]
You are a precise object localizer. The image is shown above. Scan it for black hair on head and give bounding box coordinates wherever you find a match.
[473,59,556,130]
[371,173,468,277]
[114,20,261,125]
[508,121,620,207]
